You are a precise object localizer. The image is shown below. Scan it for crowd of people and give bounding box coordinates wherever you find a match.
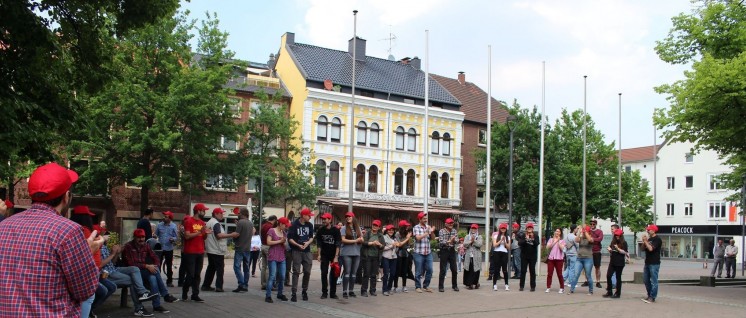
[0,163,666,317]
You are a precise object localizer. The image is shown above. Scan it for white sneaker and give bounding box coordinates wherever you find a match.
[559,289,564,294]
[403,287,408,293]
[493,284,498,291]
[545,288,551,293]
[505,284,510,291]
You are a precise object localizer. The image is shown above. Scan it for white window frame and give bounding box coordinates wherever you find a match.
[666,203,675,216]
[476,188,485,208]
[685,175,693,189]
[330,117,342,143]
[431,131,440,155]
[227,97,242,118]
[684,203,693,216]
[369,123,380,148]
[667,177,675,190]
[442,132,451,156]
[685,153,693,163]
[478,129,487,147]
[357,121,367,146]
[219,135,239,152]
[395,126,405,150]
[205,174,237,192]
[476,167,486,185]
[317,116,328,142]
[708,174,725,192]
[407,128,417,152]
[246,178,258,193]
[708,201,727,219]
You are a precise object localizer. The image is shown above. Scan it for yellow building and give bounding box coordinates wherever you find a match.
[273,32,464,227]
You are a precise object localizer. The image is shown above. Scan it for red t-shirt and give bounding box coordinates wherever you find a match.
[82,227,102,268]
[260,222,273,245]
[183,216,206,254]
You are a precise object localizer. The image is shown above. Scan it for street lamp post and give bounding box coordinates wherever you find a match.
[506,115,517,278]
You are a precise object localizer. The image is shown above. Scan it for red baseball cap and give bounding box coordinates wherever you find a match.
[233,207,240,215]
[398,220,410,227]
[499,223,508,229]
[321,213,333,219]
[300,208,314,217]
[93,225,104,233]
[385,224,395,231]
[372,220,381,227]
[646,224,659,233]
[584,225,591,232]
[213,207,225,214]
[133,229,146,237]
[614,229,624,236]
[28,163,78,201]
[445,218,454,224]
[526,222,535,229]
[163,211,174,219]
[417,212,427,220]
[470,224,479,229]
[512,223,520,229]
[193,203,208,211]
[345,211,355,218]
[73,205,95,216]
[278,217,291,226]
[4,200,13,209]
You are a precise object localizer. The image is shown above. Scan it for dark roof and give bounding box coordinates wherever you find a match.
[431,73,509,125]
[286,42,460,106]
[621,145,659,163]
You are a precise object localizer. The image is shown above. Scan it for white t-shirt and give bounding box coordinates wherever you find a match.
[250,234,261,251]
[492,232,509,253]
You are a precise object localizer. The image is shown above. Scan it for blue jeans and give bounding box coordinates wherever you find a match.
[92,279,117,309]
[643,264,660,300]
[511,248,521,276]
[81,294,94,318]
[141,269,170,307]
[266,260,286,298]
[413,252,433,289]
[571,257,594,293]
[563,254,577,284]
[234,251,251,288]
[340,255,360,293]
[382,257,398,293]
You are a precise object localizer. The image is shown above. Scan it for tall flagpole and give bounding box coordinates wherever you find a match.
[485,45,492,268]
[653,123,657,223]
[582,75,587,226]
[347,10,358,212]
[618,93,622,226]
[537,61,546,272]
[423,30,430,216]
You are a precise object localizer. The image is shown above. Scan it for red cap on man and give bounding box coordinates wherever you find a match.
[470,224,479,229]
[418,212,427,220]
[321,213,332,219]
[646,224,659,233]
[163,211,174,219]
[73,205,95,216]
[301,208,314,217]
[134,228,146,238]
[213,207,224,214]
[193,203,208,212]
[445,218,454,224]
[372,220,381,227]
[28,163,79,201]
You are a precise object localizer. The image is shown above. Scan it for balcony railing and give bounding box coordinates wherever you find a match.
[322,190,460,207]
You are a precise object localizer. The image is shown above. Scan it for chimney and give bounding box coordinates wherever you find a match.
[400,57,411,65]
[410,56,421,70]
[284,32,295,45]
[348,36,366,61]
[458,71,465,85]
[266,53,275,69]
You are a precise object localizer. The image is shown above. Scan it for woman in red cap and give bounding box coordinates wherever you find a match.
[492,223,511,291]
[339,212,363,299]
[265,217,291,303]
[463,224,483,289]
[603,228,628,298]
[393,219,414,292]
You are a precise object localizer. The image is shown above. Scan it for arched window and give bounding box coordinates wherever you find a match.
[429,171,438,198]
[407,128,417,151]
[395,126,405,150]
[441,173,449,198]
[355,164,365,192]
[368,165,378,193]
[315,159,326,188]
[442,133,451,156]
[330,117,342,143]
[369,123,380,147]
[329,161,340,189]
[394,168,404,195]
[317,116,328,141]
[406,169,416,196]
[431,131,440,154]
[357,121,367,146]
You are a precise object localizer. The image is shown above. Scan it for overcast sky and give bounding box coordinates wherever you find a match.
[182,0,695,149]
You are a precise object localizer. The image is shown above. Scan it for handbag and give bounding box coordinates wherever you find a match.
[541,253,549,264]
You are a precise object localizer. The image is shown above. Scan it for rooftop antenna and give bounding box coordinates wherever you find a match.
[379,25,397,60]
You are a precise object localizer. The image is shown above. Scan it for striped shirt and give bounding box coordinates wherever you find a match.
[0,203,99,317]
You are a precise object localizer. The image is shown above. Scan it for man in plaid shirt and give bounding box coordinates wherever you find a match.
[123,229,178,313]
[412,212,436,293]
[0,163,101,317]
[438,218,459,292]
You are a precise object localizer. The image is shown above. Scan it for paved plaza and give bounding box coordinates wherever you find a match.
[96,258,746,318]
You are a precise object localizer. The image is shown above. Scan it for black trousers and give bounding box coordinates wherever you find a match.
[493,251,509,286]
[361,255,380,293]
[182,253,204,298]
[488,251,495,277]
[463,258,480,287]
[160,250,174,284]
[439,248,458,289]
[520,257,537,289]
[250,250,260,275]
[606,264,624,295]
[320,255,337,296]
[203,253,225,289]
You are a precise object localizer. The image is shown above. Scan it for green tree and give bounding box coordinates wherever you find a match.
[237,91,324,218]
[0,0,178,200]
[622,170,654,255]
[72,11,239,214]
[655,0,746,201]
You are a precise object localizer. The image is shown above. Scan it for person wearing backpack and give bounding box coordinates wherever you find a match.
[360,220,385,296]
[563,225,579,287]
